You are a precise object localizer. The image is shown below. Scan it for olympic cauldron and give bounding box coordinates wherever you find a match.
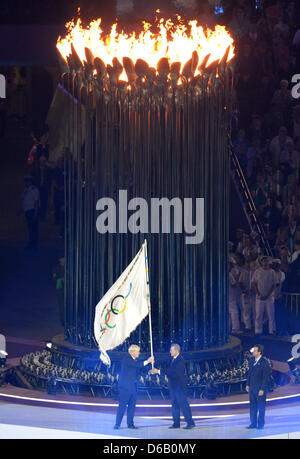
[39,15,243,396]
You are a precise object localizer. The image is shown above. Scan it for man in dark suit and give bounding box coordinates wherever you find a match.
[150,344,195,429]
[114,344,154,430]
[246,344,271,430]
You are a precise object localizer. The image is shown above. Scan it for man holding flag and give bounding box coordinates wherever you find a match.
[94,240,155,428]
[150,344,195,429]
[114,345,154,429]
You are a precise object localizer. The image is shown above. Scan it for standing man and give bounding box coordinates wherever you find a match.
[114,344,154,430]
[252,256,276,335]
[150,344,195,429]
[246,345,271,430]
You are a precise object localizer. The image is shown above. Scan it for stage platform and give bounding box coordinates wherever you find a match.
[1,398,300,439]
[0,359,299,417]
[1,335,300,438]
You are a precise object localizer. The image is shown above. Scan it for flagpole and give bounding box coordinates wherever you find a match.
[144,239,154,369]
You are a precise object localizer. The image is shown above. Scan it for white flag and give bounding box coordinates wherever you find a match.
[94,241,150,366]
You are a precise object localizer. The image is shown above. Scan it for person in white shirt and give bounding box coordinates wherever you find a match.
[269,126,293,167]
[252,256,276,335]
[19,176,40,249]
[290,239,300,263]
[271,259,286,300]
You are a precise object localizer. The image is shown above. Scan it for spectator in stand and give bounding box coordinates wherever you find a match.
[271,80,293,128]
[242,23,266,58]
[274,15,291,42]
[266,0,285,27]
[284,240,300,294]
[274,226,290,254]
[292,106,300,140]
[269,126,293,167]
[292,24,300,72]
[233,129,250,168]
[278,245,291,273]
[290,195,300,219]
[260,194,282,236]
[247,115,264,143]
[236,43,260,125]
[290,238,300,263]
[252,256,276,336]
[263,104,285,139]
[285,1,296,34]
[252,172,270,208]
[246,137,266,181]
[286,140,300,177]
[242,234,259,261]
[249,250,260,271]
[229,6,251,40]
[273,36,291,80]
[256,75,277,116]
[282,174,300,207]
[282,205,300,252]
[269,166,284,202]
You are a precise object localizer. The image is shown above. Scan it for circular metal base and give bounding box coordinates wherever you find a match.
[51,334,243,364]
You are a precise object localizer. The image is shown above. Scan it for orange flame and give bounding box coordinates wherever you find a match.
[57,16,234,80]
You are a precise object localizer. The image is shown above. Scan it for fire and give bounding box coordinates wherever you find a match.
[57,16,234,81]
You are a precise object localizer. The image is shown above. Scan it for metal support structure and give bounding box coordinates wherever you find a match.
[60,47,234,352]
[230,149,273,257]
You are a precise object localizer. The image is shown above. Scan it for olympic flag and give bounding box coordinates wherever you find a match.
[94,241,151,366]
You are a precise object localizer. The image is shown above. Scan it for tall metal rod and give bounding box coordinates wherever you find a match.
[144,239,154,368]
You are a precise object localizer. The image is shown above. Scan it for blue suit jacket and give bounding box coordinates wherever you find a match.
[247,356,271,393]
[165,354,188,394]
[118,354,149,392]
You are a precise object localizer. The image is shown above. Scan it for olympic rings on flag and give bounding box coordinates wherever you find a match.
[104,283,133,328]
[111,295,126,315]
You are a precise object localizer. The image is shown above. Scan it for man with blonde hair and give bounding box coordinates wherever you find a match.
[114,344,154,430]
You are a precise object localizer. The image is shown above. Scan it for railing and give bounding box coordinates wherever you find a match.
[282,292,300,316]
[230,149,273,257]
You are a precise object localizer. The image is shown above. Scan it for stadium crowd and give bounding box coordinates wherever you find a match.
[229,0,300,337]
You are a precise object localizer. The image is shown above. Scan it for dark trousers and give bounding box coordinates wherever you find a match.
[115,387,137,427]
[170,388,194,426]
[249,390,266,427]
[25,209,39,248]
